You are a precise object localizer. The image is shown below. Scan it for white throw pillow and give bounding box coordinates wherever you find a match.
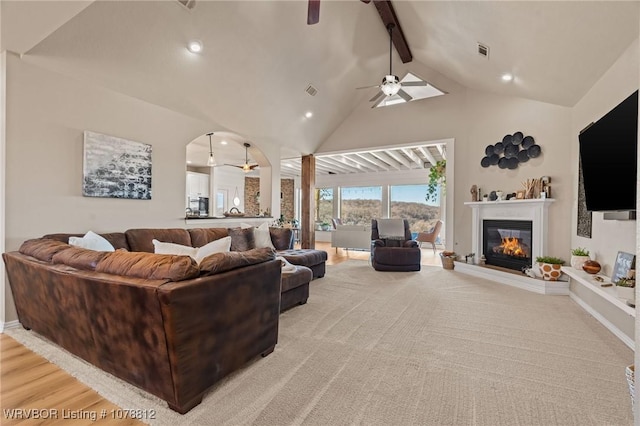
[193,237,231,263]
[253,222,275,250]
[152,237,231,265]
[68,231,115,252]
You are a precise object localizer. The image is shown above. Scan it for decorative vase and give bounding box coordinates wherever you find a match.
[617,285,635,301]
[582,260,602,274]
[538,262,563,281]
[570,255,591,270]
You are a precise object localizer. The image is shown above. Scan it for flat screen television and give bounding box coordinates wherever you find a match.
[578,90,638,212]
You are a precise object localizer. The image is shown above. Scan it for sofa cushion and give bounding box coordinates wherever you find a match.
[52,246,109,271]
[96,250,199,281]
[277,249,328,267]
[228,227,256,252]
[199,247,275,275]
[125,228,192,253]
[43,232,129,250]
[242,222,275,250]
[188,228,229,248]
[281,265,313,293]
[152,237,231,264]
[69,231,115,252]
[19,239,71,262]
[269,227,294,250]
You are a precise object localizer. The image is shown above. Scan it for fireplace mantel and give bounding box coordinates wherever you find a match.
[465,198,555,265]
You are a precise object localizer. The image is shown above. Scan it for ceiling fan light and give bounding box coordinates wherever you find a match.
[242,163,251,172]
[381,75,401,96]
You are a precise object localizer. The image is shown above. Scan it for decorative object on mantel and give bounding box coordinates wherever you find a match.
[582,259,602,274]
[82,131,152,200]
[465,253,475,264]
[470,185,478,202]
[535,256,565,281]
[521,178,543,199]
[480,132,541,169]
[570,247,591,270]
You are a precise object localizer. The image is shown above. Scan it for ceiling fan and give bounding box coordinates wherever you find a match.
[225,142,259,173]
[358,23,427,107]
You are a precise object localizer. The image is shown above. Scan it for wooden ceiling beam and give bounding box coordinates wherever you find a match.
[372,0,412,63]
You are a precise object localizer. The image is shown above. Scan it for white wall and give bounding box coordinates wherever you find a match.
[571,38,639,276]
[3,54,216,321]
[320,84,573,260]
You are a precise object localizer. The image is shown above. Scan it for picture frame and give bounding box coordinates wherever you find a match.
[611,251,636,283]
[516,190,525,199]
[83,131,152,200]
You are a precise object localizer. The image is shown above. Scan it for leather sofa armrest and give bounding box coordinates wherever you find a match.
[403,240,419,248]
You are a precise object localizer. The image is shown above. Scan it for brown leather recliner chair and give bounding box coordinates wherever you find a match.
[371,219,421,272]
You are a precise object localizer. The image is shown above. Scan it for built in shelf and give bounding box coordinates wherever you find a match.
[562,266,635,317]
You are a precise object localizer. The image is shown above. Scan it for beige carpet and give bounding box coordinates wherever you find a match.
[7,261,635,425]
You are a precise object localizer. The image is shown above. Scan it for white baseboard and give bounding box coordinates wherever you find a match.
[569,293,634,350]
[0,320,20,332]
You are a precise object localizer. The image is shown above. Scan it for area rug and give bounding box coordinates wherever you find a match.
[6,261,634,425]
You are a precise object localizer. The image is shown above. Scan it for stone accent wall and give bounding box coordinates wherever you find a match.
[243,178,294,219]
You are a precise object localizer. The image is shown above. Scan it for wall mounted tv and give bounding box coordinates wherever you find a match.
[579,90,638,214]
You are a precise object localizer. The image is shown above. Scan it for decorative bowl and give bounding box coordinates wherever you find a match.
[582,260,602,274]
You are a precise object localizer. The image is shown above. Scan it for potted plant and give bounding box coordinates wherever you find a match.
[615,277,635,301]
[426,160,446,203]
[570,247,591,270]
[535,256,565,281]
[320,222,330,231]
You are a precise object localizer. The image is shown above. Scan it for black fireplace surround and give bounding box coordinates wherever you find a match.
[482,219,533,271]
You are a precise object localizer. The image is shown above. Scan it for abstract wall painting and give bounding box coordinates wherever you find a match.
[83,131,152,200]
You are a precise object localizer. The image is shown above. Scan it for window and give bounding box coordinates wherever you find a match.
[340,186,382,226]
[390,184,440,232]
[215,190,227,216]
[315,188,333,225]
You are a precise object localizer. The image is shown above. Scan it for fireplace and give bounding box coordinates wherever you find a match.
[483,219,533,271]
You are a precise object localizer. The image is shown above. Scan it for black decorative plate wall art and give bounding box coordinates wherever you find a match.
[479,132,540,169]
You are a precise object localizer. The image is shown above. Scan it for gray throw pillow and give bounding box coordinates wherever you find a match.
[227,227,256,251]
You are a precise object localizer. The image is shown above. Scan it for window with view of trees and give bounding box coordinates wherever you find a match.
[340,186,382,226]
[390,184,440,231]
[315,188,333,225]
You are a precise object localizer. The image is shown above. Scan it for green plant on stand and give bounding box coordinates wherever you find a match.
[570,247,591,270]
[426,160,446,203]
[535,256,565,281]
[571,247,590,256]
[535,256,565,264]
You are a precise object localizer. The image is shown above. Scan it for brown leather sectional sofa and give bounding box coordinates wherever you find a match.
[2,226,327,414]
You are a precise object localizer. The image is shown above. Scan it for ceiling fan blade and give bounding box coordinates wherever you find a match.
[223,164,243,169]
[307,0,320,25]
[371,93,387,108]
[369,91,385,103]
[397,89,413,102]
[357,83,381,90]
[360,0,371,3]
[401,81,428,87]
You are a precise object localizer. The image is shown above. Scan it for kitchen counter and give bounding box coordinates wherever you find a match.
[185,216,272,220]
[183,216,274,228]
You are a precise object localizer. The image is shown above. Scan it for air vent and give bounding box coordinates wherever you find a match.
[477,42,489,58]
[305,85,318,97]
[177,0,196,10]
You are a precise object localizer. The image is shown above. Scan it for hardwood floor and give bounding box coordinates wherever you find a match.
[0,243,444,424]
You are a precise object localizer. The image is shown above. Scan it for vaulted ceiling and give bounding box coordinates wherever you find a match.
[2,1,639,164]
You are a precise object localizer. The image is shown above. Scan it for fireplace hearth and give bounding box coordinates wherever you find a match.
[483,219,532,271]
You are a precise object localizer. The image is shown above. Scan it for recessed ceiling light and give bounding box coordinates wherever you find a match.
[501,73,513,82]
[220,140,228,145]
[305,111,313,118]
[187,40,203,53]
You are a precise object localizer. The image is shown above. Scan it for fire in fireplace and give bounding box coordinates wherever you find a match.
[483,220,533,271]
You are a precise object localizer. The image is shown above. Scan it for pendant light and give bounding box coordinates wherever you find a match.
[206,133,216,166]
[233,187,240,207]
